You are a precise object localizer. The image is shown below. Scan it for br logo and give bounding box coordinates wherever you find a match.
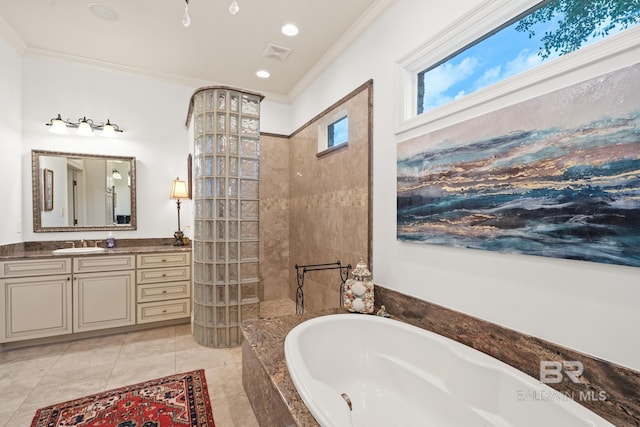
[540,361,583,384]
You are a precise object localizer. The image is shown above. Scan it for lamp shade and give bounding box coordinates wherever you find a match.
[77,118,94,136]
[170,178,189,199]
[102,123,117,137]
[49,114,68,134]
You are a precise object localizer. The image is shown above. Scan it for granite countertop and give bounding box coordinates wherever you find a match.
[241,309,343,427]
[0,238,191,260]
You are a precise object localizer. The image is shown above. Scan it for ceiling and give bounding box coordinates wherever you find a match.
[0,0,387,101]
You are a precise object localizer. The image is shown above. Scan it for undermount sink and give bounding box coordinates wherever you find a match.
[52,247,106,255]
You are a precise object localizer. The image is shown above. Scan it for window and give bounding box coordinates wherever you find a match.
[318,110,349,155]
[417,0,640,114]
[327,116,348,148]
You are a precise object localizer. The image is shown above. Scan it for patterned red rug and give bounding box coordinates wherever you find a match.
[31,369,215,427]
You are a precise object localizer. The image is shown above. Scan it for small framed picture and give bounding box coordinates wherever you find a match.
[43,168,54,211]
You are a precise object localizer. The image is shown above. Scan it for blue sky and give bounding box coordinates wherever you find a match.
[420,4,637,112]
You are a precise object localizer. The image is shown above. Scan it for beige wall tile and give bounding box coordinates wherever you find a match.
[260,83,371,310]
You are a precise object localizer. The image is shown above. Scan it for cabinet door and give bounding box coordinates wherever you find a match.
[73,270,136,332]
[0,275,72,342]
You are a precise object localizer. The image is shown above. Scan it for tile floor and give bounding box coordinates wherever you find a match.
[0,298,297,427]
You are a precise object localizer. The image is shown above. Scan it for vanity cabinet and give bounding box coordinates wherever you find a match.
[136,252,191,324]
[73,255,136,332]
[0,249,192,346]
[0,258,72,342]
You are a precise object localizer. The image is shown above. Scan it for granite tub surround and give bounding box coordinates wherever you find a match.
[241,288,638,427]
[242,310,340,427]
[375,286,640,427]
[0,238,190,259]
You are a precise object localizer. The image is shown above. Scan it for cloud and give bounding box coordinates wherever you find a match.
[422,56,480,110]
[504,49,544,77]
[471,49,543,92]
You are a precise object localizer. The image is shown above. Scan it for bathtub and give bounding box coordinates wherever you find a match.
[284,314,613,427]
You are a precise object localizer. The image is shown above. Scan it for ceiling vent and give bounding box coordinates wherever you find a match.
[263,43,292,62]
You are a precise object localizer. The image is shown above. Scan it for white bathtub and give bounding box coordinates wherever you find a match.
[284,314,613,427]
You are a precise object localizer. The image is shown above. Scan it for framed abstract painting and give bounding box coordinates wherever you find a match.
[397,65,640,267]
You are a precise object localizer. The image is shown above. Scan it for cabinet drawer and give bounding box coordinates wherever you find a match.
[137,298,191,324]
[1,258,71,278]
[74,255,135,273]
[137,252,190,269]
[137,281,191,303]
[136,266,191,284]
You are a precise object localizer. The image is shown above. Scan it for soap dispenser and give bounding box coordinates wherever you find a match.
[343,259,374,314]
[106,232,116,248]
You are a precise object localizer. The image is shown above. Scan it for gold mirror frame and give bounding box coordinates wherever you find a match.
[32,150,137,232]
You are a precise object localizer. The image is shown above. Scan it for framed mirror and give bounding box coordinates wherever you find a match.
[32,150,137,232]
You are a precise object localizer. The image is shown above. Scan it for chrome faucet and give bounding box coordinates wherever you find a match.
[81,239,88,248]
[65,241,75,248]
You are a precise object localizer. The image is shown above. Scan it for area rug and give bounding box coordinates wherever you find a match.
[31,369,215,427]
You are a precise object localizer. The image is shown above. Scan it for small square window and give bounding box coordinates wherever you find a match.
[327,116,348,148]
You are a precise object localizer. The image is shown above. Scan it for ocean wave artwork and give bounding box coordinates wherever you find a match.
[397,65,640,267]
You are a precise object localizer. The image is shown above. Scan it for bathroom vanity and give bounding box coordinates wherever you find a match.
[0,243,191,348]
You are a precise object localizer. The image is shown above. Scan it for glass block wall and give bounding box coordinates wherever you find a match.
[191,87,261,347]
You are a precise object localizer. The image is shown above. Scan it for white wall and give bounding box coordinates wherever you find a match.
[0,35,23,245]
[287,0,640,371]
[21,57,195,242]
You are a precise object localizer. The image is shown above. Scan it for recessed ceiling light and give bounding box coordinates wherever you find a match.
[88,3,118,21]
[256,70,270,79]
[281,24,299,36]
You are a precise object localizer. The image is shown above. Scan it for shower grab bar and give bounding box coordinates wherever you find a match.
[294,261,351,314]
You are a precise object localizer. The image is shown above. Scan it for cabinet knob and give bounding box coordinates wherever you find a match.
[162,259,167,262]
[162,309,167,313]
[162,290,168,294]
[161,273,167,277]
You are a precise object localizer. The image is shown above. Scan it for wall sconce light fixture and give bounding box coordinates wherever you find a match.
[170,177,190,246]
[46,114,124,136]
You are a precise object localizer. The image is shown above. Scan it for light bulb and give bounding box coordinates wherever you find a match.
[182,5,191,27]
[229,1,239,15]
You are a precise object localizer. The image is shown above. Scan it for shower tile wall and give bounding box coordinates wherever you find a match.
[287,85,371,312]
[259,134,290,301]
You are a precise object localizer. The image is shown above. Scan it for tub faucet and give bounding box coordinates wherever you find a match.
[340,393,352,411]
[376,305,390,318]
